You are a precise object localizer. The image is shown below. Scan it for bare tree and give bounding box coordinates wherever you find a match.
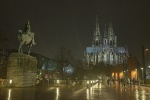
[0,30,11,78]
[73,59,85,79]
[0,30,11,49]
[55,47,74,79]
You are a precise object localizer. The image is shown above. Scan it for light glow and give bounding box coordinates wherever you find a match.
[9,80,12,84]
[56,88,59,100]
[87,81,89,84]
[8,89,11,100]
[57,80,59,84]
[141,68,143,69]
[86,89,90,99]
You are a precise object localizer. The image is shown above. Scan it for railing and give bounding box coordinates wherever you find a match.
[146,79,150,84]
[0,78,10,87]
[45,79,99,87]
[0,78,100,87]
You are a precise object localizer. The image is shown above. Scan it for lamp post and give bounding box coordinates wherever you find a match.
[142,45,148,84]
[135,69,137,79]
[141,68,143,78]
[123,71,127,78]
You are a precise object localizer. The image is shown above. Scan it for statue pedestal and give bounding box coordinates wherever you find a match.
[7,53,37,87]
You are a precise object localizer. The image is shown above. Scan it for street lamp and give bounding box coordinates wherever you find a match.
[145,49,149,54]
[142,45,148,84]
[135,69,137,79]
[141,68,143,79]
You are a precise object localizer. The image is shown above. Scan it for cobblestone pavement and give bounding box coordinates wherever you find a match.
[1,82,150,100]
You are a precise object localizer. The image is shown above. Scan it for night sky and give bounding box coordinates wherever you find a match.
[0,0,150,62]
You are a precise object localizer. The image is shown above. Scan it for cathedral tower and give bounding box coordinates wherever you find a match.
[92,15,102,47]
[85,16,128,66]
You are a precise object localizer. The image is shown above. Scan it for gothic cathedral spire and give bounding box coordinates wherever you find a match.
[108,23,114,36]
[92,15,102,47]
[95,15,100,35]
[107,19,116,47]
[104,24,107,38]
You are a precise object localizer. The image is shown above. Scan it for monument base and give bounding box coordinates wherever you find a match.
[7,53,37,87]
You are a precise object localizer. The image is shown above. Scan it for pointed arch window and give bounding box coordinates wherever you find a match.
[105,40,107,45]
[110,40,113,46]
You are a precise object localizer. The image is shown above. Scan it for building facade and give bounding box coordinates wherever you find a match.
[84,16,128,66]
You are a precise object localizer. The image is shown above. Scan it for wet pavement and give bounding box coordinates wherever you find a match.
[1,83,150,100]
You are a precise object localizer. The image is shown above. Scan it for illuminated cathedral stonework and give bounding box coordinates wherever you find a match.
[84,16,128,66]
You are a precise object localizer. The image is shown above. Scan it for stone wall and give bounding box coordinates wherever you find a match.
[7,53,37,87]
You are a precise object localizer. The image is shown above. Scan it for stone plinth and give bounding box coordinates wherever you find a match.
[7,53,37,87]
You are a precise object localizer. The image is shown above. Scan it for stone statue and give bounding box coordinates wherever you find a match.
[18,21,36,54]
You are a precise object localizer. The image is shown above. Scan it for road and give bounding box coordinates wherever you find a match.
[0,82,150,100]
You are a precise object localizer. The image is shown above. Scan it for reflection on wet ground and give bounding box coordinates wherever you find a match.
[1,83,150,100]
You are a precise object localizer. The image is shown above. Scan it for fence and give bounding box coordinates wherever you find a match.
[0,78,10,87]
[0,78,99,87]
[47,79,98,87]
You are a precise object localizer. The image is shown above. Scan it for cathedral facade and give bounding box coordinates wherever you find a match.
[84,16,128,66]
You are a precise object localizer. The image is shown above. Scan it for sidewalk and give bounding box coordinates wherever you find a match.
[141,84,150,87]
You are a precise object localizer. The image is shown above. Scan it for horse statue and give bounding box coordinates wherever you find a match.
[18,21,36,54]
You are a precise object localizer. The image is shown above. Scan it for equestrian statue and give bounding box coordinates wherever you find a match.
[18,21,36,54]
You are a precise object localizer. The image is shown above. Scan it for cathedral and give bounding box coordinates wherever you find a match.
[84,16,128,66]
